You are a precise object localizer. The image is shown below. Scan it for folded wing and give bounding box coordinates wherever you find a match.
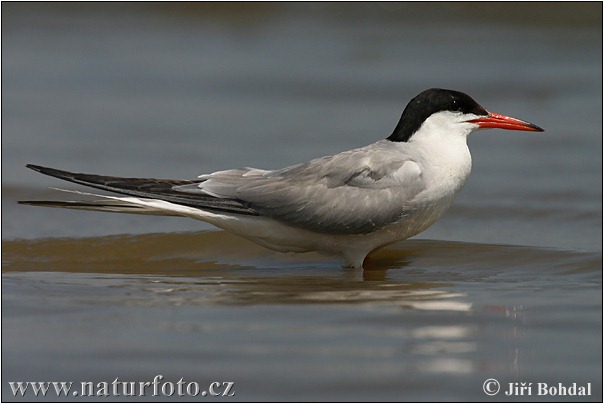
[22,164,257,215]
[23,142,425,235]
[176,142,425,234]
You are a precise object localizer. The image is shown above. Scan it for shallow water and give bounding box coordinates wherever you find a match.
[2,3,602,402]
[3,233,602,401]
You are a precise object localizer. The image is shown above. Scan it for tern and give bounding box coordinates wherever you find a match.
[20,88,543,268]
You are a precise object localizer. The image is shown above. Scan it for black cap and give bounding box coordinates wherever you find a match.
[388,88,489,142]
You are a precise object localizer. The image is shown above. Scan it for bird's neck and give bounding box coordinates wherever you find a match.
[407,123,473,198]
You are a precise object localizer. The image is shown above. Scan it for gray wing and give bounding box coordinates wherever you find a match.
[175,141,425,234]
[22,164,258,215]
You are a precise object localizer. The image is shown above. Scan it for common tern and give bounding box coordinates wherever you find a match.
[20,88,544,268]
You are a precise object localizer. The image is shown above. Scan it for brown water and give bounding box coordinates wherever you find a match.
[2,3,602,401]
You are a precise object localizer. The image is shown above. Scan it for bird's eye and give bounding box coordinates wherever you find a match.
[451,99,461,112]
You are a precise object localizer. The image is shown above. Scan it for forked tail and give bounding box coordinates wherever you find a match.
[19,164,258,216]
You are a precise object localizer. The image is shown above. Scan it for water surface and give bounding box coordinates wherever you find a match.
[2,3,602,401]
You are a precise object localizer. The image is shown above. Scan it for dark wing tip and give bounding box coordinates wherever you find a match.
[23,164,260,216]
[25,164,86,185]
[26,163,43,171]
[26,164,65,176]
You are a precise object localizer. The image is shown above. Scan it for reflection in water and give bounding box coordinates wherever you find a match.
[2,230,595,309]
[2,231,601,396]
[1,232,478,313]
[3,231,472,307]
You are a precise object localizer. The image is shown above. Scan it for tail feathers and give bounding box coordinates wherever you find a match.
[18,199,183,216]
[18,191,183,216]
[23,164,258,216]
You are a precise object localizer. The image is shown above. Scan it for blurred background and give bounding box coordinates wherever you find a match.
[2,3,602,402]
[3,2,601,247]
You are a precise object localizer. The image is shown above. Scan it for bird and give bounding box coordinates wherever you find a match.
[20,88,544,268]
